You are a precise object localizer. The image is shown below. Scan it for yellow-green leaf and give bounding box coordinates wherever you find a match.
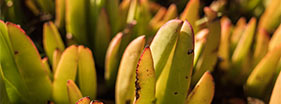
[7,22,52,103]
[245,44,281,98]
[186,72,215,104]
[134,47,155,104]
[43,21,65,65]
[115,36,145,104]
[67,80,83,104]
[53,45,78,104]
[78,46,97,99]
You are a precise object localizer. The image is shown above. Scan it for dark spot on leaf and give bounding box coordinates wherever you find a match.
[187,49,194,55]
[185,76,188,79]
[146,69,149,72]
[174,92,178,95]
[125,100,131,104]
[14,51,19,55]
[135,71,141,100]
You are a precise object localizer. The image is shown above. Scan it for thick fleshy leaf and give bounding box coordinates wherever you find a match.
[67,80,83,104]
[186,72,215,104]
[66,0,88,45]
[269,24,281,51]
[41,57,52,80]
[127,0,137,23]
[194,29,208,66]
[162,4,177,23]
[35,0,55,14]
[105,33,122,88]
[55,0,65,28]
[269,70,281,104]
[93,9,111,68]
[0,65,10,104]
[134,47,155,104]
[231,17,246,53]
[52,49,62,73]
[0,21,28,103]
[150,19,183,79]
[105,0,120,35]
[229,18,256,83]
[43,21,65,64]
[78,46,97,99]
[218,17,232,70]
[53,45,78,104]
[253,29,269,65]
[180,0,200,33]
[149,7,166,27]
[7,22,52,103]
[245,44,281,98]
[115,36,145,104]
[258,0,281,33]
[156,21,194,104]
[192,12,221,85]
[76,97,91,104]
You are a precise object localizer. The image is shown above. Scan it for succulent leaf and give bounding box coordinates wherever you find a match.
[180,0,200,33]
[67,80,83,104]
[192,13,221,85]
[150,19,183,79]
[43,21,65,64]
[186,72,215,104]
[116,36,146,104]
[78,46,97,99]
[53,45,78,104]
[245,44,281,98]
[7,22,52,103]
[134,47,155,104]
[156,20,194,104]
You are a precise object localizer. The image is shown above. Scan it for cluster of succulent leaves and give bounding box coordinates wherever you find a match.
[1,0,281,104]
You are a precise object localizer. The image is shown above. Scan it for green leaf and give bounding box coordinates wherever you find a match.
[218,17,232,70]
[0,65,10,104]
[105,0,120,35]
[66,0,89,45]
[52,49,62,74]
[7,22,52,103]
[230,17,246,53]
[43,21,65,65]
[258,0,281,33]
[78,46,97,99]
[93,9,111,68]
[53,45,78,104]
[55,0,65,28]
[42,57,53,81]
[245,44,281,98]
[105,33,122,88]
[192,12,221,85]
[115,36,145,104]
[229,18,256,83]
[156,20,194,104]
[180,0,200,33]
[134,47,155,104]
[253,29,269,66]
[150,19,183,80]
[186,72,215,104]
[67,80,83,104]
[0,20,28,103]
[194,29,208,67]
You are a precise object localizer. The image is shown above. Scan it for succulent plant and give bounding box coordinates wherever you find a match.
[1,0,281,104]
